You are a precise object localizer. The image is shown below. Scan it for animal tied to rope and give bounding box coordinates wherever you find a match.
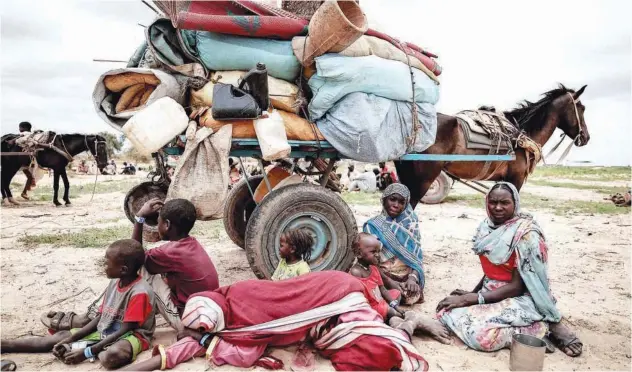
[1,133,109,206]
[395,84,590,208]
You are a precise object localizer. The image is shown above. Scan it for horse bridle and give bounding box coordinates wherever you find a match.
[542,92,584,164]
[84,135,107,166]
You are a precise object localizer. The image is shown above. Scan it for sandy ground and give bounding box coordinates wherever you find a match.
[1,172,630,371]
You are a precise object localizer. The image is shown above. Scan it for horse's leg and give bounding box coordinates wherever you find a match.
[395,160,445,209]
[52,170,62,206]
[60,168,71,205]
[2,166,21,205]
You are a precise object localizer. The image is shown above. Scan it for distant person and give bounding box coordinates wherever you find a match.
[228,158,241,185]
[378,162,398,191]
[348,167,378,193]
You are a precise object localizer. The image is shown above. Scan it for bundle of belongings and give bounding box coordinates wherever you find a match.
[92,0,442,220]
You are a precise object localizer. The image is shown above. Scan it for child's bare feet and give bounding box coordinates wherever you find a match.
[404,311,452,344]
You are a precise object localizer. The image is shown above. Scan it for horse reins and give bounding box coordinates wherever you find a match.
[542,92,583,165]
[84,135,108,203]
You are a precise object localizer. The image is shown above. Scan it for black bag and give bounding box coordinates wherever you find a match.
[211,83,261,121]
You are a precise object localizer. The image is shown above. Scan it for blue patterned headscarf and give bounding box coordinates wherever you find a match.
[363,184,425,287]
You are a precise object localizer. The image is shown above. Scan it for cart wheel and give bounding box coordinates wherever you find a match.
[223,176,263,249]
[245,183,357,279]
[421,171,453,204]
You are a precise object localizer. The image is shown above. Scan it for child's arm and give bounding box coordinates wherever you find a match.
[132,198,164,244]
[52,315,100,358]
[63,321,139,365]
[379,269,401,290]
[379,285,404,317]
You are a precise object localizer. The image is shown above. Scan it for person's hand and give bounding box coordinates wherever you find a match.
[52,342,71,359]
[137,198,164,218]
[401,277,421,297]
[450,289,470,296]
[394,306,406,317]
[436,293,477,312]
[63,348,87,364]
[177,328,203,341]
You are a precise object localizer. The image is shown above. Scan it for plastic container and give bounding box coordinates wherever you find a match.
[122,97,188,155]
[253,110,291,161]
[510,334,546,371]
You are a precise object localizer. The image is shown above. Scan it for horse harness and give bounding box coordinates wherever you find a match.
[541,92,583,165]
[455,110,542,181]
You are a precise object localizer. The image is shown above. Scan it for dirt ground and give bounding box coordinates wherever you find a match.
[1,170,630,371]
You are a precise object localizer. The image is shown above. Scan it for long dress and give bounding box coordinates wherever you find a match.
[438,219,562,351]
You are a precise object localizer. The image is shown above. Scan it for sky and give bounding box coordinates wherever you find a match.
[1,0,631,165]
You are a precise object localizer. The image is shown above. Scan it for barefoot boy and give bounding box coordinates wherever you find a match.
[1,239,155,369]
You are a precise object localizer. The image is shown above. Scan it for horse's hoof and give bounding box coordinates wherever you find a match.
[53,202,62,207]
[64,202,72,207]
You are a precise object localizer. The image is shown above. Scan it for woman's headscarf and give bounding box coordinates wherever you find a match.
[473,181,561,322]
[363,184,424,287]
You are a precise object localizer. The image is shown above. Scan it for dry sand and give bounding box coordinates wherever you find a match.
[1,172,630,371]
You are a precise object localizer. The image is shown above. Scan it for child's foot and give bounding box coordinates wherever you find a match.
[21,193,30,201]
[404,311,452,344]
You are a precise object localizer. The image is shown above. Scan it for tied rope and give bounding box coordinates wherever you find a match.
[397,39,420,153]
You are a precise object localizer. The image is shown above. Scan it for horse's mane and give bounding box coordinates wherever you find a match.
[504,84,574,132]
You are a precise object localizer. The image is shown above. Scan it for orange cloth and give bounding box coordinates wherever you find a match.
[479,252,517,282]
[199,110,324,141]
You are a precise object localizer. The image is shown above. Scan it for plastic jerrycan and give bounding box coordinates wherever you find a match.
[239,63,270,112]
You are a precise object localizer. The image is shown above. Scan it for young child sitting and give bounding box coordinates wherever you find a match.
[271,228,314,281]
[133,198,220,329]
[1,239,156,369]
[349,232,405,321]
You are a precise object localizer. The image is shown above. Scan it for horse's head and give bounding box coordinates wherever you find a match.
[88,135,109,172]
[554,85,590,147]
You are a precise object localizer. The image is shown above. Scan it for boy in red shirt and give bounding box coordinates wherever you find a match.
[2,239,155,369]
[133,198,219,330]
[40,199,219,334]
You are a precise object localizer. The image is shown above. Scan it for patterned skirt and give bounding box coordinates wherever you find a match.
[438,278,548,351]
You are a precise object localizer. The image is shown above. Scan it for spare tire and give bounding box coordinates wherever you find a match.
[245,183,356,279]
[421,171,453,204]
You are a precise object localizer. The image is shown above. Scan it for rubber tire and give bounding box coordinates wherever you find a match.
[245,183,357,279]
[421,171,453,204]
[223,176,264,249]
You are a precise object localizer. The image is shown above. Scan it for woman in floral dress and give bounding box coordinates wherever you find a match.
[436,182,583,357]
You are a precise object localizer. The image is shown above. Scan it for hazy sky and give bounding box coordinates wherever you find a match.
[1,0,630,165]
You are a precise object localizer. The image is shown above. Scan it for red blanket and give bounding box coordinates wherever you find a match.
[153,0,442,75]
[198,271,365,330]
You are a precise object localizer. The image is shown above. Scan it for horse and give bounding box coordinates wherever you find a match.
[1,133,108,206]
[395,84,590,208]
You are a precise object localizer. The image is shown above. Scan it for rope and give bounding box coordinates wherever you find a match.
[397,39,420,153]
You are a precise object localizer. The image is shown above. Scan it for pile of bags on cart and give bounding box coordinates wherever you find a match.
[92,0,442,218]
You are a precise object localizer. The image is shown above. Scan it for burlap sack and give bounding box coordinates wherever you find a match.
[166,122,232,220]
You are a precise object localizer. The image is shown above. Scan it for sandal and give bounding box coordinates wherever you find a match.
[40,311,76,332]
[548,324,583,357]
[1,360,17,371]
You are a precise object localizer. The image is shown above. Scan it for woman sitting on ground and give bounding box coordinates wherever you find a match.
[436,182,583,357]
[363,184,424,305]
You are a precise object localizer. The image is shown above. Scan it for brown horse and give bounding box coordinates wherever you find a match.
[396,84,590,208]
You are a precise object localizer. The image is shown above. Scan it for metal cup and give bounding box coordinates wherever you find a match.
[509,334,546,371]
